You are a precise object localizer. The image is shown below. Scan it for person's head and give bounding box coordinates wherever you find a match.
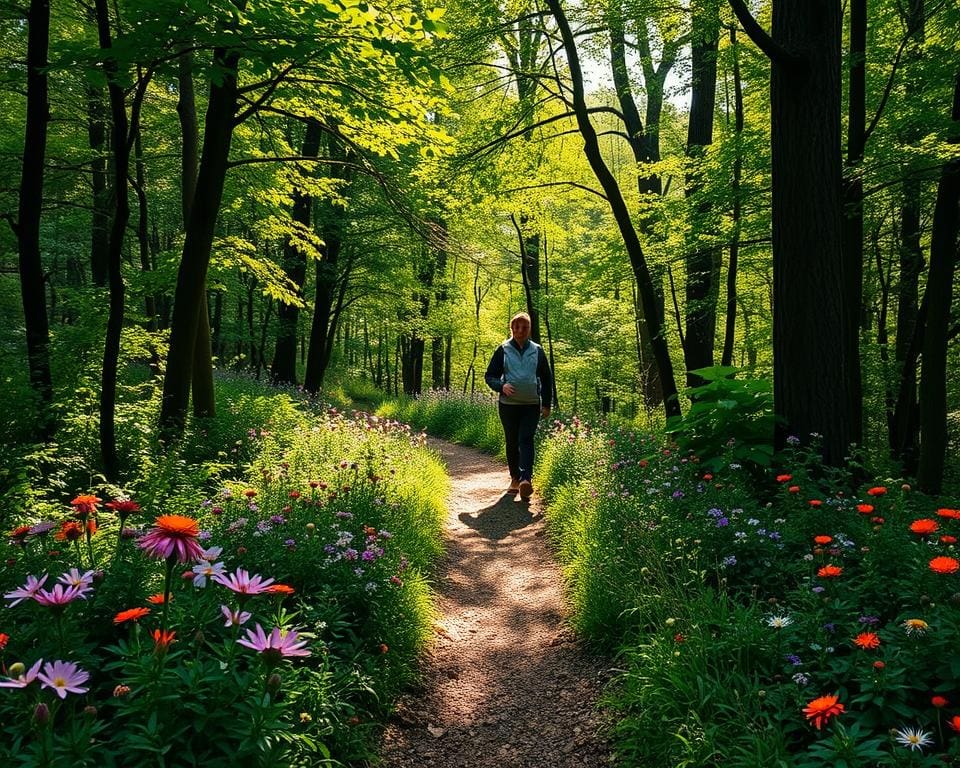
[510,312,531,345]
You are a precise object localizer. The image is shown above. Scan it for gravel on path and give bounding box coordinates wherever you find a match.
[378,438,612,768]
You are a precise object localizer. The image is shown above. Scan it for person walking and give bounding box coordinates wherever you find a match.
[485,312,553,499]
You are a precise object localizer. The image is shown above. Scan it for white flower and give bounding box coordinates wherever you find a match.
[767,615,793,629]
[893,726,933,752]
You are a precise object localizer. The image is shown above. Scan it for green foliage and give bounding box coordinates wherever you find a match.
[377,391,505,457]
[665,367,775,472]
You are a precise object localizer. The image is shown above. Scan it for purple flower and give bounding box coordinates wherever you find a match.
[811,586,826,594]
[37,660,90,698]
[56,569,95,596]
[784,654,802,666]
[343,548,358,561]
[361,550,376,562]
[192,559,226,588]
[672,490,684,499]
[858,615,880,626]
[5,574,49,606]
[270,515,286,525]
[237,624,311,661]
[213,568,276,595]
[221,604,252,627]
[28,521,56,537]
[721,555,737,567]
[0,659,43,689]
[716,517,729,527]
[34,583,87,607]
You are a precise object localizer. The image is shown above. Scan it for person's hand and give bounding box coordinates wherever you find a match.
[502,383,516,396]
[541,406,551,418]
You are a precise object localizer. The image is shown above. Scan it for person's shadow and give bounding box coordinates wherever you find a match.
[458,493,538,541]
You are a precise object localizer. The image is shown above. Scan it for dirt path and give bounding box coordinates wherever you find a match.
[378,438,611,768]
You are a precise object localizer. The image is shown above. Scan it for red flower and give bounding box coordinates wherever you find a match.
[856,504,874,514]
[871,516,885,524]
[788,485,800,494]
[853,632,880,650]
[910,519,940,535]
[776,474,792,483]
[941,535,957,544]
[70,494,101,515]
[638,459,649,468]
[949,715,960,732]
[808,499,823,508]
[55,521,83,542]
[817,564,843,578]
[702,474,713,481]
[803,694,844,730]
[113,607,150,624]
[873,660,885,671]
[8,525,31,539]
[288,491,301,499]
[866,487,887,497]
[145,592,169,605]
[931,695,949,708]
[152,629,176,651]
[937,508,960,520]
[0,632,9,651]
[813,535,832,545]
[266,584,295,596]
[929,556,960,575]
[105,499,141,516]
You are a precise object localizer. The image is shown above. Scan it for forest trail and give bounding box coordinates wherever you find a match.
[378,438,612,768]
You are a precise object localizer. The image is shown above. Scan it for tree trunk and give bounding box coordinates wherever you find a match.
[549,0,681,418]
[721,26,744,367]
[160,31,243,438]
[917,73,960,493]
[272,119,322,385]
[132,123,157,328]
[683,0,721,387]
[87,81,109,288]
[304,228,342,393]
[15,0,54,438]
[731,0,853,463]
[94,0,131,480]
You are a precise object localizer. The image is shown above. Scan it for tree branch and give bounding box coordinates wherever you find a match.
[727,0,802,68]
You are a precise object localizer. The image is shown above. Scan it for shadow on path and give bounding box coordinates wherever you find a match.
[457,493,538,541]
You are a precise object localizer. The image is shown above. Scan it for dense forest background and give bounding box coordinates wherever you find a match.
[2,0,958,491]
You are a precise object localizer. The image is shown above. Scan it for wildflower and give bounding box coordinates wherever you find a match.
[34,584,86,607]
[767,615,793,629]
[221,605,252,627]
[929,556,959,574]
[139,515,204,563]
[0,632,7,651]
[8,525,31,540]
[4,574,49,606]
[808,499,823,508]
[0,659,42,689]
[949,715,960,732]
[858,615,880,626]
[785,654,802,666]
[38,660,90,699]
[266,584,295,596]
[114,607,150,624]
[721,555,737,567]
[145,593,169,605]
[237,624,311,661]
[803,694,844,730]
[910,519,939,535]
[817,565,843,578]
[70,495,101,515]
[788,485,800,493]
[776,474,792,483]
[853,632,880,650]
[873,660,886,670]
[941,535,958,544]
[793,672,810,685]
[893,726,933,752]
[902,618,929,636]
[192,559,226,588]
[57,569,95,595]
[55,521,83,542]
[243,489,257,498]
[867,487,887,497]
[813,535,832,545]
[856,504,874,514]
[28,521,56,537]
[213,568,276,595]
[931,695,949,708]
[151,629,176,651]
[937,508,960,519]
[105,499,140,523]
[113,684,131,697]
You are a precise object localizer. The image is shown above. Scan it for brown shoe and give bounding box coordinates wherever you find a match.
[518,480,533,499]
[507,478,520,493]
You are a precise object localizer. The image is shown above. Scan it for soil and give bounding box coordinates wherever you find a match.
[377,438,613,767]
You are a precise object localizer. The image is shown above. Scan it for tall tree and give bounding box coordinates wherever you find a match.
[729,0,857,463]
[14,0,54,438]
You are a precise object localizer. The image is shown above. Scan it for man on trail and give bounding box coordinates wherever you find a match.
[484,311,553,500]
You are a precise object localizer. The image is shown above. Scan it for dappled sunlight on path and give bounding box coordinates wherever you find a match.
[378,439,611,768]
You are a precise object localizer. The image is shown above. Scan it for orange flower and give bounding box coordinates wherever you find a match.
[243,489,257,498]
[910,519,939,535]
[114,607,150,624]
[776,474,792,483]
[949,715,960,732]
[55,521,83,542]
[941,535,957,544]
[853,632,880,650]
[929,556,960,575]
[152,629,176,651]
[86,519,98,536]
[0,632,9,651]
[8,525,31,539]
[808,499,823,508]
[856,504,874,514]
[932,695,949,708]
[817,564,843,578]
[937,508,960,520]
[867,487,887,496]
[71,494,101,514]
[803,694,844,730]
[266,584,295,596]
[813,535,832,545]
[146,592,169,604]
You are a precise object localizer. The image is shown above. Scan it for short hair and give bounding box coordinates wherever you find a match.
[510,311,532,326]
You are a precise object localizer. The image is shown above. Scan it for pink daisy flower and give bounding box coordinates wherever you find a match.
[221,605,252,627]
[37,660,90,698]
[138,515,205,563]
[0,659,43,689]
[237,623,311,661]
[213,568,275,595]
[34,583,86,607]
[4,574,48,606]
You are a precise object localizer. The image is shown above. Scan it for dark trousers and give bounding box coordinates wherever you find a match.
[498,402,540,481]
